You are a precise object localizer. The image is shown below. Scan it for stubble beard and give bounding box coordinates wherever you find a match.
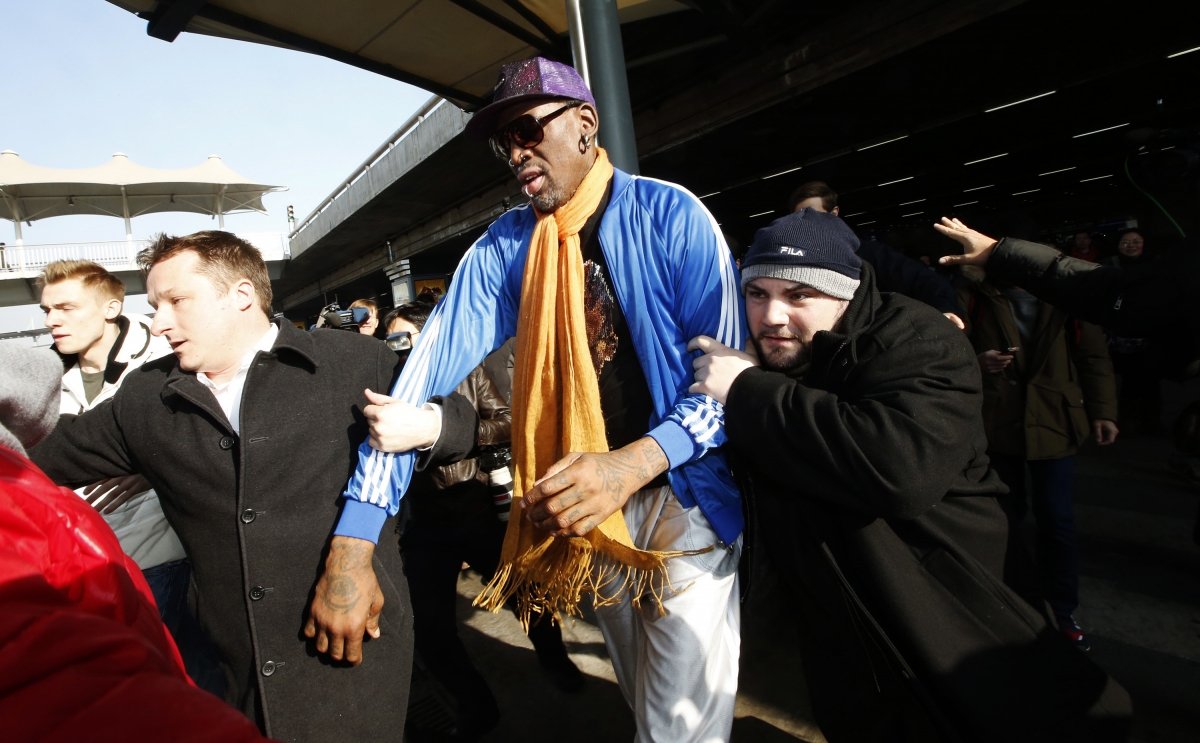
[530,172,569,213]
[752,333,812,374]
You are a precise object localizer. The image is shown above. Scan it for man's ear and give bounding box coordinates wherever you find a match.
[578,103,599,139]
[104,298,123,321]
[233,278,257,312]
[831,206,840,216]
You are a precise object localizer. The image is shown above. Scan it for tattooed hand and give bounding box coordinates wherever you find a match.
[523,437,669,537]
[304,536,383,664]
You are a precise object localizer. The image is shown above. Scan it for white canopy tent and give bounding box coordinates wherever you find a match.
[0,150,286,245]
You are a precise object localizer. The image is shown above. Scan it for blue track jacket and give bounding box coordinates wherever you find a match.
[335,168,746,545]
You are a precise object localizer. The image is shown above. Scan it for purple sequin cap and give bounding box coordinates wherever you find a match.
[464,57,595,140]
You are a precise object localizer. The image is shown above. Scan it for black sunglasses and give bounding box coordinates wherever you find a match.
[489,100,584,162]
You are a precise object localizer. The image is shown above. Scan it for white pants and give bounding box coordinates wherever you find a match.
[594,486,742,743]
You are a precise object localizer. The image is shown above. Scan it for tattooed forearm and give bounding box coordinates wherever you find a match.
[593,437,669,502]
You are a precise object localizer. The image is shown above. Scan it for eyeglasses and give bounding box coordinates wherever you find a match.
[489,101,584,162]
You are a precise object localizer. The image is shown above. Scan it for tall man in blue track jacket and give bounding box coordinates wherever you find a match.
[333,58,746,741]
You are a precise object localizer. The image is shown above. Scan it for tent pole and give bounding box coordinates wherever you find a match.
[120,186,135,265]
[7,192,24,247]
[218,185,226,229]
[571,0,639,175]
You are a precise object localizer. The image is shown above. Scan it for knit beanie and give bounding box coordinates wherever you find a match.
[740,207,862,300]
[0,344,62,455]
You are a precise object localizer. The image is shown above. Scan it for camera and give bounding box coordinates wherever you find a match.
[478,445,514,522]
[386,331,413,363]
[318,302,370,332]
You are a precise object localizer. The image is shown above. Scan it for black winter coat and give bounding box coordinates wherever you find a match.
[987,237,1200,376]
[725,265,1131,742]
[30,320,478,742]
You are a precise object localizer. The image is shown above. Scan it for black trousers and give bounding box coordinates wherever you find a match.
[989,453,1081,619]
[401,510,565,716]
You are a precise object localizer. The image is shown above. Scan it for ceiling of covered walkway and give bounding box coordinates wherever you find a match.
[168,0,1195,318]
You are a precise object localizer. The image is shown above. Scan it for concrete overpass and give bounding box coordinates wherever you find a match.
[271,0,1200,322]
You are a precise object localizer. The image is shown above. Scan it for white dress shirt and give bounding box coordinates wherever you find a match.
[197,323,279,435]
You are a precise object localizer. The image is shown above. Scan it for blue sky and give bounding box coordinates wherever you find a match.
[2,0,427,332]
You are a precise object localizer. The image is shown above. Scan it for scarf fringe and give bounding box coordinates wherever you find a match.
[472,536,713,630]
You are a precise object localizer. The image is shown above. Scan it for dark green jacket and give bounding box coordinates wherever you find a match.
[957,267,1118,460]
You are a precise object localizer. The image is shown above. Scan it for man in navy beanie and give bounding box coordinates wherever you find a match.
[688,210,1131,741]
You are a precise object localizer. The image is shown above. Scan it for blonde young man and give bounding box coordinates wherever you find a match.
[38,261,189,615]
[349,298,380,336]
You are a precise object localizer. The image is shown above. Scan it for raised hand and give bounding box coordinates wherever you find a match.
[935,217,999,267]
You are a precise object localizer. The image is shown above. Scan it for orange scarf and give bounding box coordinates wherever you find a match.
[474,149,679,626]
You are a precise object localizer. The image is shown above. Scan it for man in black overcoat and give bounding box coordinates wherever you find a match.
[31,231,478,742]
[689,209,1131,742]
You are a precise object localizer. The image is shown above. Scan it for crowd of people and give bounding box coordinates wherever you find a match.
[4,54,1198,743]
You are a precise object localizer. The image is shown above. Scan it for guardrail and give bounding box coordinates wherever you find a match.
[0,233,290,275]
[289,96,445,240]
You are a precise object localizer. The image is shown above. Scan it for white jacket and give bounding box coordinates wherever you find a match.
[61,313,186,570]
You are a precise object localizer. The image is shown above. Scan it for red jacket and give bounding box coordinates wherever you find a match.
[0,445,268,742]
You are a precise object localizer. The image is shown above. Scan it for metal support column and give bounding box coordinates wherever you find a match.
[567,0,639,174]
[120,185,135,265]
[120,185,133,240]
[217,184,227,229]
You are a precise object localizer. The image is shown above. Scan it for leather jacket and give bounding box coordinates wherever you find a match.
[409,365,511,524]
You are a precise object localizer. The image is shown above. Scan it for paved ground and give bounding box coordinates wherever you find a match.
[1071,378,1200,743]
[413,379,1199,742]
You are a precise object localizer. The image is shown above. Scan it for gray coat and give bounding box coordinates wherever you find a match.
[31,320,478,742]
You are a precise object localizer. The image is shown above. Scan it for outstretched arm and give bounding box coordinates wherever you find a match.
[30,401,135,487]
[936,216,1137,329]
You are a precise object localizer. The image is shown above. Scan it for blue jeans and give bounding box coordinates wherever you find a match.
[989,453,1080,618]
[142,559,227,698]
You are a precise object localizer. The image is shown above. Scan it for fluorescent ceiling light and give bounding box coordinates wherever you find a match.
[901,211,924,218]
[985,91,1056,112]
[842,211,866,218]
[1039,167,1075,176]
[1167,45,1200,58]
[963,185,993,192]
[1073,123,1129,138]
[877,176,914,186]
[899,199,926,206]
[857,221,876,225]
[1079,175,1112,182]
[964,153,1008,165]
[749,210,775,218]
[762,166,802,179]
[953,201,978,207]
[1012,188,1040,195]
[699,192,720,199]
[858,135,908,151]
